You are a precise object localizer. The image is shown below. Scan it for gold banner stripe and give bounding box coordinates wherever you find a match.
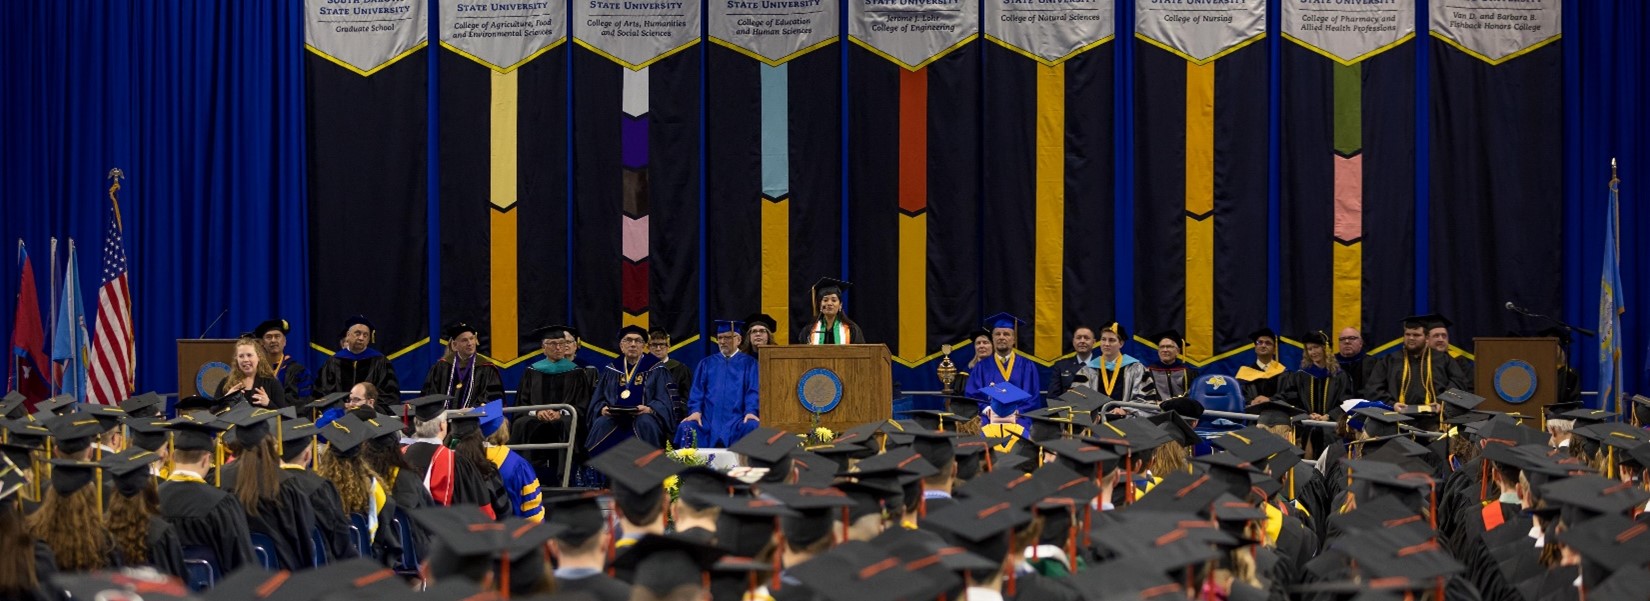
[1333,241,1362,336]
[898,213,927,361]
[1033,62,1065,361]
[489,209,520,362]
[1184,60,1216,360]
[489,70,521,361]
[761,197,791,342]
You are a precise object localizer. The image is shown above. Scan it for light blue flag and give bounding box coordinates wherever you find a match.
[50,241,90,402]
[1598,178,1624,412]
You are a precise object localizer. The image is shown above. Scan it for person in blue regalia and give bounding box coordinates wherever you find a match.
[585,325,675,456]
[673,319,761,448]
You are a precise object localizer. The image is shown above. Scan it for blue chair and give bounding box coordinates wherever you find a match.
[249,532,279,570]
[390,508,420,576]
[348,513,374,559]
[180,545,221,592]
[311,527,329,567]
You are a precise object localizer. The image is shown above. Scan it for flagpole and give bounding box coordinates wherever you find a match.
[11,240,19,394]
[48,237,58,396]
[1610,158,1621,418]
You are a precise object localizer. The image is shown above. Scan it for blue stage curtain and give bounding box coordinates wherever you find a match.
[0,0,309,396]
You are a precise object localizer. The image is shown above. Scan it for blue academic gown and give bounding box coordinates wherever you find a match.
[963,351,1044,430]
[673,350,761,448]
[586,354,675,455]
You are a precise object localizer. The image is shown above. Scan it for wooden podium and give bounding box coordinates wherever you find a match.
[758,344,893,434]
[1473,337,1559,420]
[177,339,239,399]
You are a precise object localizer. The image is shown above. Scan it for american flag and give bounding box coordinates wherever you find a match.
[87,203,133,405]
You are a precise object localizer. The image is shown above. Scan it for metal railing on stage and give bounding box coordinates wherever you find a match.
[499,403,580,488]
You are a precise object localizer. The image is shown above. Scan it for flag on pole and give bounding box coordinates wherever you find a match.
[50,241,89,403]
[1598,162,1624,413]
[88,187,133,405]
[10,242,50,409]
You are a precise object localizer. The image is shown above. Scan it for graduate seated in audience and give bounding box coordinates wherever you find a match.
[217,404,319,570]
[314,414,403,564]
[274,417,359,563]
[546,491,630,601]
[477,401,543,522]
[1427,315,1476,393]
[588,438,685,552]
[28,459,118,572]
[437,408,511,521]
[0,461,51,601]
[103,449,184,578]
[158,413,254,572]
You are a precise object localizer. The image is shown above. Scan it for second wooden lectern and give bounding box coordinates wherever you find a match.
[758,344,892,434]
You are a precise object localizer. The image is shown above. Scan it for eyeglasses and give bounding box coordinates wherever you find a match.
[620,337,646,344]
[1338,337,1360,342]
[647,342,668,348]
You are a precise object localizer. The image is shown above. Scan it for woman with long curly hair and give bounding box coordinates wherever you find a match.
[219,405,318,570]
[0,458,51,601]
[104,449,184,578]
[27,460,117,572]
[215,337,292,409]
[315,414,404,566]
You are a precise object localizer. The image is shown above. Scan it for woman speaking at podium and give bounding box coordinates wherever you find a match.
[798,277,863,345]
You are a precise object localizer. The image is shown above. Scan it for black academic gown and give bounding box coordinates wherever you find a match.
[144,517,187,578]
[1452,355,1477,393]
[273,356,313,405]
[1363,348,1467,406]
[234,471,320,570]
[1144,362,1199,402]
[420,356,505,409]
[795,316,865,345]
[1334,352,1370,396]
[512,364,599,486]
[314,352,401,412]
[557,572,632,601]
[214,375,294,410]
[660,358,694,419]
[158,477,255,572]
[451,456,512,521]
[1008,572,1079,601]
[279,465,360,562]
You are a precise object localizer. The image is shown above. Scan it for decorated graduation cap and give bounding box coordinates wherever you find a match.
[44,413,109,456]
[117,392,164,418]
[252,318,290,338]
[713,320,746,336]
[743,313,777,334]
[34,394,76,417]
[105,448,161,497]
[442,321,479,341]
[339,314,375,339]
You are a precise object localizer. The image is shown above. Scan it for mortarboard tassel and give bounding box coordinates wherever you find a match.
[701,571,711,601]
[771,517,785,590]
[500,551,511,600]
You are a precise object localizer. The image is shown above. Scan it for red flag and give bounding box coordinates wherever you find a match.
[11,243,50,410]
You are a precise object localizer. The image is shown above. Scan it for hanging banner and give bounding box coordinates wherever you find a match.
[441,0,566,70]
[709,0,838,64]
[1133,0,1268,362]
[306,0,431,360]
[1430,0,1560,64]
[573,0,701,69]
[1135,0,1264,64]
[437,2,570,364]
[985,0,1112,65]
[849,0,979,70]
[1281,0,1413,64]
[306,0,428,75]
[1279,0,1417,347]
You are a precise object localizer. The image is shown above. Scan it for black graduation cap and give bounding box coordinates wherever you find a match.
[810,277,851,303]
[729,426,799,466]
[616,325,649,341]
[49,572,196,601]
[403,394,454,422]
[442,322,478,341]
[1557,407,1617,428]
[785,544,934,601]
[319,414,373,457]
[304,392,350,415]
[1063,558,1181,601]
[117,392,164,418]
[1085,417,1172,455]
[1046,388,1107,415]
[1248,328,1277,343]
[897,409,969,433]
[252,318,290,338]
[611,534,729,596]
[765,484,855,545]
[77,404,127,432]
[1544,400,1585,420]
[1401,313,1450,330]
[1159,396,1205,421]
[588,437,689,496]
[278,418,317,445]
[787,450,840,487]
[1096,321,1128,342]
[1193,452,1265,499]
[1437,388,1484,415]
[743,313,777,334]
[1038,437,1119,475]
[831,420,896,451]
[1328,494,1428,536]
[1147,411,1198,447]
[1088,516,1226,568]
[0,443,34,472]
[525,324,573,345]
[835,480,895,523]
[47,458,103,495]
[951,436,993,479]
[105,448,161,497]
[444,406,485,441]
[536,489,608,545]
[849,447,939,483]
[339,314,375,338]
[205,566,310,601]
[173,395,224,415]
[1147,329,1187,349]
[1249,400,1307,428]
[1539,474,1650,520]
[1334,528,1463,581]
[1351,406,1412,437]
[1554,514,1650,574]
[2,419,51,449]
[34,394,76,416]
[704,494,797,560]
[219,403,282,447]
[0,392,26,420]
[44,413,107,455]
[1573,421,1649,454]
[414,506,565,595]
[924,497,1033,545]
[904,425,961,472]
[1591,565,1650,601]
[1209,427,1292,465]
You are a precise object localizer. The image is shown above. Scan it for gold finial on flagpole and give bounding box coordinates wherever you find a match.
[107,168,125,228]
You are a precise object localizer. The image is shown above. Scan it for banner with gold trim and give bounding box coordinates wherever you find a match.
[848,0,980,366]
[570,0,702,353]
[1279,0,1416,346]
[981,0,1114,363]
[705,0,841,343]
[305,0,431,357]
[1132,0,1268,364]
[1428,0,1562,346]
[437,1,570,366]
